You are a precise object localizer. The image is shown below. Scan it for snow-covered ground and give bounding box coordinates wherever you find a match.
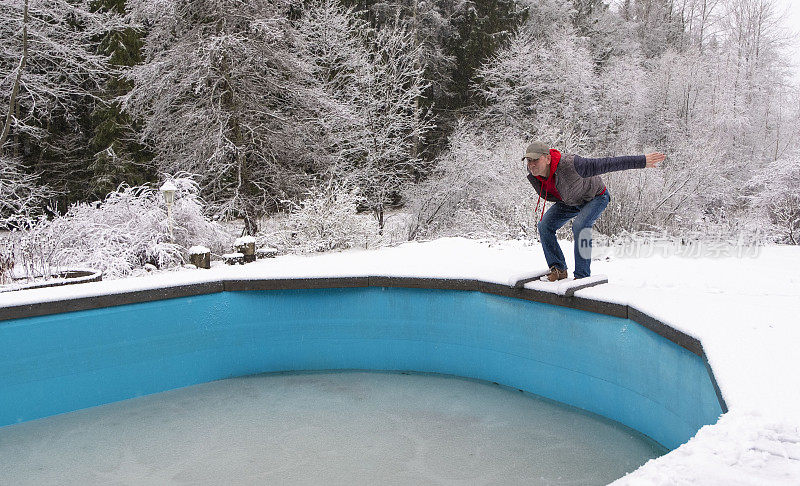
[1,237,799,484]
[579,244,800,485]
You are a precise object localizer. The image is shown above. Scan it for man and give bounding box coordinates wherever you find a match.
[523,141,665,281]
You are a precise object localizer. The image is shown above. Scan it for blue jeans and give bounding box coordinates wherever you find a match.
[537,191,610,279]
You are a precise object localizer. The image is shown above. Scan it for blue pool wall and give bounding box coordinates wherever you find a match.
[0,282,725,450]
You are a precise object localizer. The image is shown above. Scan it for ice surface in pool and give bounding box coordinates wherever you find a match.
[0,371,667,485]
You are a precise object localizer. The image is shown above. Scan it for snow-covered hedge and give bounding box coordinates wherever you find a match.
[405,119,786,246]
[0,238,13,285]
[404,122,537,241]
[0,156,51,229]
[19,176,231,279]
[749,159,800,245]
[269,184,381,253]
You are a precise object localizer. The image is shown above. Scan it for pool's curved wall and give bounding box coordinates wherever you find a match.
[0,283,724,450]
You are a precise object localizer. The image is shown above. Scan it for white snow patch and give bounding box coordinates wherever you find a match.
[613,411,800,485]
[234,236,256,246]
[506,269,549,287]
[159,180,177,192]
[188,245,210,254]
[523,274,608,295]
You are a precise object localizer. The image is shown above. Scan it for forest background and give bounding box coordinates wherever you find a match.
[1,0,799,280]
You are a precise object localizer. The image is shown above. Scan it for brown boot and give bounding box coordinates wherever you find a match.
[544,265,568,282]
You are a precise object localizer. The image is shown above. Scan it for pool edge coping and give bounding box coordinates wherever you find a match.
[0,275,728,414]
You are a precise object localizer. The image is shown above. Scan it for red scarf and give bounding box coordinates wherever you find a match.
[534,149,563,221]
[536,149,563,201]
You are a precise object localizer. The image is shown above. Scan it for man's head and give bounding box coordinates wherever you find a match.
[522,141,551,177]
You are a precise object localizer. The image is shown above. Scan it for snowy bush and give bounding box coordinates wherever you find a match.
[20,175,231,279]
[404,121,538,241]
[16,218,67,282]
[749,159,800,245]
[473,8,596,139]
[271,183,381,253]
[0,237,14,284]
[0,156,51,229]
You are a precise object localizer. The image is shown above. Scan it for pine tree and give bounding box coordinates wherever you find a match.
[87,0,155,199]
[0,0,121,207]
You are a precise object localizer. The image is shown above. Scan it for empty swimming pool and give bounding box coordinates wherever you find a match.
[0,279,725,483]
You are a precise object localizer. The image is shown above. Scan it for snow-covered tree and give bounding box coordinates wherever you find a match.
[675,0,721,49]
[473,22,597,144]
[122,0,326,235]
[87,0,154,198]
[341,0,526,161]
[296,0,371,173]
[354,21,432,229]
[0,0,120,157]
[298,0,432,230]
[570,0,621,67]
[342,0,456,101]
[593,53,648,153]
[0,155,51,228]
[618,0,688,57]
[749,158,800,245]
[405,120,536,240]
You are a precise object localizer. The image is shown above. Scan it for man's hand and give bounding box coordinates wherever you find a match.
[645,152,666,168]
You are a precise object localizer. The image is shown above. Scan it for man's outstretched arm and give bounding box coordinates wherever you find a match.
[574,152,665,177]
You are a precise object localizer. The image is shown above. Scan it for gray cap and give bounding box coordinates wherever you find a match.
[522,141,549,161]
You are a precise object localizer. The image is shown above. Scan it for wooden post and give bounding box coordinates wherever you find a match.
[188,246,211,269]
[234,236,256,263]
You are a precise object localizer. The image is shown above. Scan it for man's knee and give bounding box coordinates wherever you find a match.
[573,222,591,239]
[537,218,554,236]
[575,227,594,260]
[575,226,593,241]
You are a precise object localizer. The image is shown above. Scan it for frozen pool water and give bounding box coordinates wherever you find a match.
[0,372,666,485]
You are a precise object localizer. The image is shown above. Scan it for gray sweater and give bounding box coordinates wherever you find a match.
[527,153,646,206]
